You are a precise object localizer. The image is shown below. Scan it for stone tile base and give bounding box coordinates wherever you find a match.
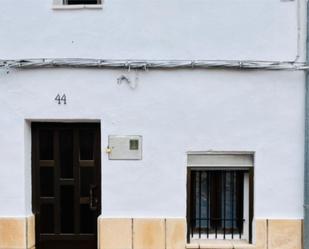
[99,218,133,249]
[255,219,302,249]
[0,215,35,249]
[98,218,186,249]
[0,217,302,249]
[166,219,186,249]
[98,218,303,249]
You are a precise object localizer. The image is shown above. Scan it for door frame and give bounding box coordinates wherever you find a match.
[31,122,101,249]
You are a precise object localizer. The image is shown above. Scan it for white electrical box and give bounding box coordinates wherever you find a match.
[108,135,142,160]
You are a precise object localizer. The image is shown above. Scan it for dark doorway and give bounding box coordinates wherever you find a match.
[32,123,101,249]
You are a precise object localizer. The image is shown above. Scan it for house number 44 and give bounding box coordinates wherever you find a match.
[55,94,67,105]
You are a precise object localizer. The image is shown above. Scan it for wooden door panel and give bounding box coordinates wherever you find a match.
[32,123,101,249]
[40,237,96,249]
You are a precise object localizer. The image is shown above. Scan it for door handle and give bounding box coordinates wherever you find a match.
[89,184,98,211]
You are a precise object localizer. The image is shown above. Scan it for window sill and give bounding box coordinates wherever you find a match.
[186,240,255,249]
[52,4,103,10]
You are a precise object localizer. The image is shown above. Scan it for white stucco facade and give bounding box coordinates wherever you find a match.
[0,68,305,220]
[0,0,307,225]
[0,0,305,61]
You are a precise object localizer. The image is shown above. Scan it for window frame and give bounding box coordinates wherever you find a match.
[63,0,101,5]
[52,0,103,10]
[186,152,254,244]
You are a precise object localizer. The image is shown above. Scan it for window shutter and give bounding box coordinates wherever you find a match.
[187,152,254,169]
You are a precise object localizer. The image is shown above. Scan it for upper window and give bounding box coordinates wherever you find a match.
[64,0,100,4]
[187,152,254,243]
[52,0,102,8]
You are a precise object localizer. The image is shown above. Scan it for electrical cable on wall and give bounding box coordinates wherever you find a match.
[0,58,308,71]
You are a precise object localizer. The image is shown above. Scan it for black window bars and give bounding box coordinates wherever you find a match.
[187,169,253,243]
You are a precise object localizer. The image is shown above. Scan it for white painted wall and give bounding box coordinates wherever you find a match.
[0,68,305,219]
[0,0,306,220]
[0,0,305,61]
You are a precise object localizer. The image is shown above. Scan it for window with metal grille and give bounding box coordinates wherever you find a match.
[64,0,100,4]
[187,165,253,243]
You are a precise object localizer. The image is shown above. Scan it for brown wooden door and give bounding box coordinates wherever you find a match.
[32,123,101,249]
